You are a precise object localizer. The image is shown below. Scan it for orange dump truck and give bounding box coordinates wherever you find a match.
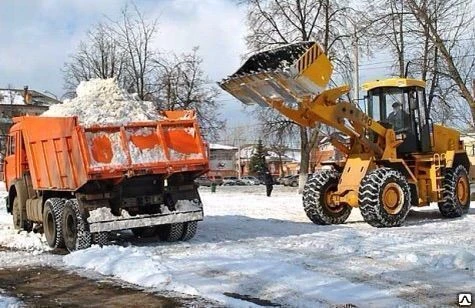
[2,110,208,251]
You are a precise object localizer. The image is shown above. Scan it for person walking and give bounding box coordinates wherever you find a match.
[264,170,274,197]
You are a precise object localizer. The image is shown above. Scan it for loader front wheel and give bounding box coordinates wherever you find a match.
[43,198,66,249]
[438,165,470,218]
[302,170,352,225]
[359,168,411,227]
[62,199,91,252]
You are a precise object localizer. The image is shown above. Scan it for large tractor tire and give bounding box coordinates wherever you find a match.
[359,167,411,227]
[438,165,470,218]
[302,170,352,225]
[62,199,91,252]
[43,198,66,249]
[131,226,157,238]
[12,197,32,232]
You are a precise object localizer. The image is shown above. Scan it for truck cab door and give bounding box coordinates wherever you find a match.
[4,133,18,189]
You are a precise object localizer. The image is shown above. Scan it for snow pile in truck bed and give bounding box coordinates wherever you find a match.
[42,78,162,126]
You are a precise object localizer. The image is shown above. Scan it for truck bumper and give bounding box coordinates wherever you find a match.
[88,210,203,233]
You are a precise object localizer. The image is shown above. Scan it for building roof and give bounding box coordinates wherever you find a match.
[210,143,238,150]
[0,88,61,106]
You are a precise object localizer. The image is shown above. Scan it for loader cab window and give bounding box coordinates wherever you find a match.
[368,86,430,153]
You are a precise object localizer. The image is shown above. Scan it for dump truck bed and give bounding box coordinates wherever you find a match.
[14,111,208,191]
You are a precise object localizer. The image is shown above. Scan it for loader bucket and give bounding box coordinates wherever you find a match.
[219,41,333,107]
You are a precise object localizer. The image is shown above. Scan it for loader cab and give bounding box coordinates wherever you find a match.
[363,78,431,154]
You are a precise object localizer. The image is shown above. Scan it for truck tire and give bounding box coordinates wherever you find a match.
[43,198,66,249]
[62,199,91,252]
[438,165,470,218]
[359,168,411,227]
[156,223,184,242]
[131,227,157,238]
[12,197,32,232]
[302,170,352,225]
[92,232,109,247]
[181,221,198,241]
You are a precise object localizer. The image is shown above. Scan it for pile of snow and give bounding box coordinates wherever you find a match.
[0,191,50,254]
[42,78,163,126]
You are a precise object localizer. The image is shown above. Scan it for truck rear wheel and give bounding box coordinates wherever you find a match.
[302,170,352,225]
[181,221,198,241]
[43,198,66,249]
[12,197,32,232]
[62,199,91,252]
[438,165,470,218]
[156,223,184,242]
[359,167,411,227]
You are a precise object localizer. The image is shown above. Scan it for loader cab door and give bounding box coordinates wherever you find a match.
[367,86,431,154]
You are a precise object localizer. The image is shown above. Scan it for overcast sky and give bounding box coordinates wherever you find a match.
[0,0,393,131]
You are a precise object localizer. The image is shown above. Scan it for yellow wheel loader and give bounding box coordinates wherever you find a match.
[220,42,470,227]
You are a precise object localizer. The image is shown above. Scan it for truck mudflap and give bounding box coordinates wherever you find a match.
[87,200,203,233]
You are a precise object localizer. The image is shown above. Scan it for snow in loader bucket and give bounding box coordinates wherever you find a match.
[219,41,333,108]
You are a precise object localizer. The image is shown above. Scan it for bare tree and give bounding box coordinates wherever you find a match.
[110,3,158,99]
[154,48,225,141]
[63,23,126,97]
[406,0,475,126]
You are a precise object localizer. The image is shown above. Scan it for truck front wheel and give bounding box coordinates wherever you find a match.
[62,199,91,252]
[12,197,32,232]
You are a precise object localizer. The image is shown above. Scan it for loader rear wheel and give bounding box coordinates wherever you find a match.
[131,227,157,238]
[43,198,66,249]
[62,199,91,252]
[302,170,352,225]
[12,197,32,232]
[359,168,411,227]
[438,165,470,218]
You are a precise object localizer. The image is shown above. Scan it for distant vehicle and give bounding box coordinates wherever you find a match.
[283,175,299,187]
[223,176,238,186]
[241,176,260,185]
[195,175,223,187]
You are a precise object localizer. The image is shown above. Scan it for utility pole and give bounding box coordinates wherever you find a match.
[352,23,359,103]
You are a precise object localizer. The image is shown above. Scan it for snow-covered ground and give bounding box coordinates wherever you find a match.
[1,185,474,307]
[0,291,21,308]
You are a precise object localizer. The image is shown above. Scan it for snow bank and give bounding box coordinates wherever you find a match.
[0,192,50,254]
[42,78,163,126]
[64,245,197,295]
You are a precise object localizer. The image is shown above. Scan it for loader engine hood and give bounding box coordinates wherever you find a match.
[219,41,333,108]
